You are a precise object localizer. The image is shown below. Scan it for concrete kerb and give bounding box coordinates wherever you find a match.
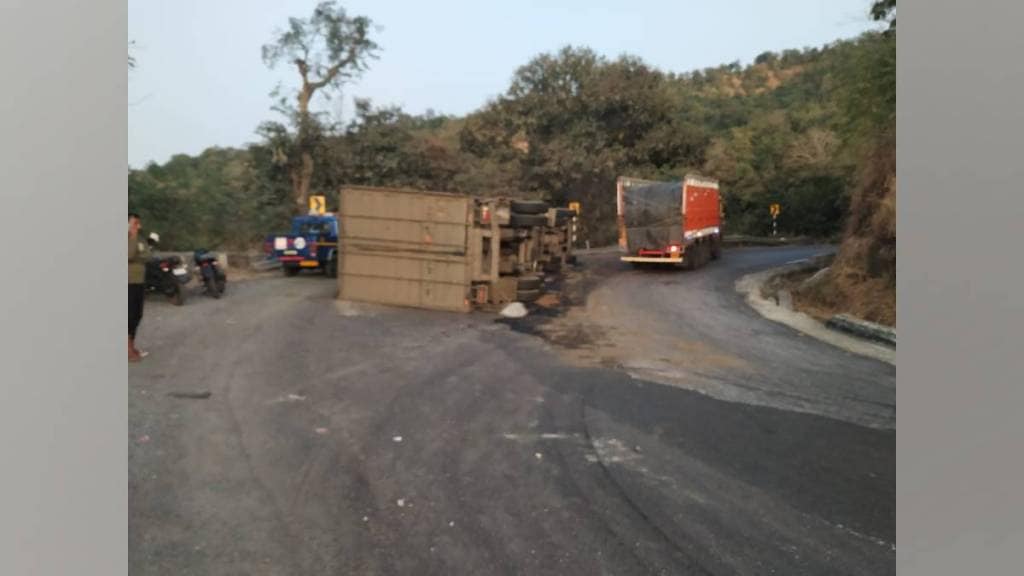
[735,259,896,366]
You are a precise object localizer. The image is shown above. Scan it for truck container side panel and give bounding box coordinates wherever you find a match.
[342,218,468,254]
[621,181,684,254]
[340,273,469,312]
[682,184,721,235]
[341,251,468,285]
[342,187,469,226]
[338,186,474,312]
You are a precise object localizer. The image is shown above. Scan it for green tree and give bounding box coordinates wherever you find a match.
[262,1,379,213]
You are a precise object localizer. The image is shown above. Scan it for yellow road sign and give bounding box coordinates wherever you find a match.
[568,201,581,214]
[309,195,326,215]
[770,203,781,218]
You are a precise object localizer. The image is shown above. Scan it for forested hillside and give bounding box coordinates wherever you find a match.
[129,5,894,253]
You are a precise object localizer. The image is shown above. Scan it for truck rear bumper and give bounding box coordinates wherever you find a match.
[621,256,683,264]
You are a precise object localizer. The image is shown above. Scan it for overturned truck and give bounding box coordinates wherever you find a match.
[336,186,576,312]
[616,174,722,269]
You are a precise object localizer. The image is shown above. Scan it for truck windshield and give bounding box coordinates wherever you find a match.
[298,223,325,235]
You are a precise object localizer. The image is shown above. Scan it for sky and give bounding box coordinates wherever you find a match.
[128,0,882,168]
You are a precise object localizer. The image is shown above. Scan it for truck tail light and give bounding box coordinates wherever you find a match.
[668,244,681,253]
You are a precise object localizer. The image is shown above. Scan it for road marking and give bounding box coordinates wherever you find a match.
[785,258,808,264]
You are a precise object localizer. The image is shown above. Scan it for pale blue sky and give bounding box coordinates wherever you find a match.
[128,0,882,168]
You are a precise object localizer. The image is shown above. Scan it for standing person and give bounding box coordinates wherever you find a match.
[128,212,149,362]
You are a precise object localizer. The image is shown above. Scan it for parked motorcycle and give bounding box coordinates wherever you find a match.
[144,234,190,305]
[193,249,227,298]
[145,255,190,305]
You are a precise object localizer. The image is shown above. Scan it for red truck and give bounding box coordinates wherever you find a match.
[616,174,722,269]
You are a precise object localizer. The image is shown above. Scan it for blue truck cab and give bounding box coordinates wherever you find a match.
[264,214,340,277]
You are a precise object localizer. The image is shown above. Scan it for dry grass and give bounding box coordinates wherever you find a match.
[793,136,896,326]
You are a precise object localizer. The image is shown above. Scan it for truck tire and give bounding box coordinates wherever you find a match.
[284,267,299,277]
[697,242,710,268]
[517,275,542,291]
[510,213,548,228]
[516,288,541,303]
[553,208,574,225]
[510,200,549,215]
[710,237,722,260]
[325,255,338,278]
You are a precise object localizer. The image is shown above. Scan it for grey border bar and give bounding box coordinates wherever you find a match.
[899,1,1024,574]
[1,0,127,574]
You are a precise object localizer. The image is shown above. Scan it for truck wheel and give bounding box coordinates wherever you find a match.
[510,213,548,228]
[516,288,541,303]
[553,208,574,225]
[284,267,299,277]
[510,200,549,215]
[682,250,698,271]
[517,275,542,291]
[325,256,338,278]
[710,237,722,260]
[691,243,706,270]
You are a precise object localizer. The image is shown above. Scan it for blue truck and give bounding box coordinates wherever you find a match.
[264,214,340,277]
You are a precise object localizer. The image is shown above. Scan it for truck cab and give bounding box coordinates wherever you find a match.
[264,214,340,277]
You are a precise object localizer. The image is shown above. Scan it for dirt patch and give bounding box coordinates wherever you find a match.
[500,251,750,384]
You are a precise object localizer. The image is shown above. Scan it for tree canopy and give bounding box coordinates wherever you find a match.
[130,2,895,250]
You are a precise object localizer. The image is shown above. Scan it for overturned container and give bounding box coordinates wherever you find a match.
[337,186,507,312]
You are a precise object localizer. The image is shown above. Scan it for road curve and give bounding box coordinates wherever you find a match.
[129,246,894,575]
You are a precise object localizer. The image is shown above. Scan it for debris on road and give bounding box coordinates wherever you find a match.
[534,452,543,460]
[167,391,212,400]
[500,302,528,318]
[137,435,151,444]
[396,499,406,507]
[315,427,329,435]
[392,435,403,443]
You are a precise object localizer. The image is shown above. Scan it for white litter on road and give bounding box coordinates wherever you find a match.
[500,302,528,318]
[315,428,329,435]
[396,499,406,507]
[535,452,543,460]
[392,436,403,443]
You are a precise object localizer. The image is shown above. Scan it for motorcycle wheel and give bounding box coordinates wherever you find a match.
[208,279,222,299]
[169,284,185,306]
[203,269,221,299]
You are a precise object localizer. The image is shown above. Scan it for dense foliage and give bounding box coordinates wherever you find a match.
[129,9,894,250]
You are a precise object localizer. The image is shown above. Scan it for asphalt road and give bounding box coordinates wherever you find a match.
[129,246,895,576]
